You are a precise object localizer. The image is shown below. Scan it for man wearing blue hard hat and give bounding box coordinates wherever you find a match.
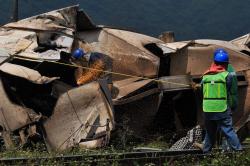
[194,48,242,152]
[71,48,113,91]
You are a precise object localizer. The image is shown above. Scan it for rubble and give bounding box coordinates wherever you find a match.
[0,5,249,152]
[43,81,114,151]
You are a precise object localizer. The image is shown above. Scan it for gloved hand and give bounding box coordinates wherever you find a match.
[191,82,201,91]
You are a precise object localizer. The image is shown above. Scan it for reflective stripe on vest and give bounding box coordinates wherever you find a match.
[202,71,229,112]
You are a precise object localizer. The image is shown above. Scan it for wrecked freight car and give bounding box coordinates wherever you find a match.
[0,62,114,151]
[0,5,249,152]
[0,5,165,151]
[0,6,117,151]
[157,38,250,144]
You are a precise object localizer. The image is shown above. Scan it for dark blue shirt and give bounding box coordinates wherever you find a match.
[203,73,233,120]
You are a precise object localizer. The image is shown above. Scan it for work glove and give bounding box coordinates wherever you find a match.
[191,82,201,91]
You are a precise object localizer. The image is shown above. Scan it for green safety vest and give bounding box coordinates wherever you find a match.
[202,71,229,112]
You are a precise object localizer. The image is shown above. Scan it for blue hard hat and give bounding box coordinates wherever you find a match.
[214,48,229,63]
[72,48,85,59]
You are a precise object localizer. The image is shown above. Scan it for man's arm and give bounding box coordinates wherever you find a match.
[77,59,104,85]
[191,81,202,90]
[227,72,238,111]
[226,73,233,92]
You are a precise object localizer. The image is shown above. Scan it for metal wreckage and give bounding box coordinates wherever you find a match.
[0,6,249,152]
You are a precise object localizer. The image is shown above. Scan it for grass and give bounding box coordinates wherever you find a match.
[0,135,249,165]
[135,136,170,150]
[169,149,250,166]
[1,145,249,165]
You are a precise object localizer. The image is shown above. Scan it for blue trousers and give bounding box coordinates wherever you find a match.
[203,116,242,152]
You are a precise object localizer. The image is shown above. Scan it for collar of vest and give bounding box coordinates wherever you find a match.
[203,62,227,75]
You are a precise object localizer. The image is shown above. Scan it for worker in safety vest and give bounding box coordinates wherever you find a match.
[194,48,242,153]
[71,48,113,91]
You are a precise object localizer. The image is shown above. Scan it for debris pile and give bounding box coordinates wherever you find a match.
[0,5,249,152]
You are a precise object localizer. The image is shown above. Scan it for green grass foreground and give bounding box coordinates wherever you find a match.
[0,137,249,165]
[0,144,249,165]
[170,149,250,166]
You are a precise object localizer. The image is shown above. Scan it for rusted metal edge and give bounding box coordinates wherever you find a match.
[113,88,160,105]
[12,5,79,23]
[162,87,191,92]
[1,26,75,39]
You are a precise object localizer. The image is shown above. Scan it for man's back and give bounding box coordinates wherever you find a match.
[202,71,233,120]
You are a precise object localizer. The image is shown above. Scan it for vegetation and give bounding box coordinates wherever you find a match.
[0,137,249,165]
[170,150,250,166]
